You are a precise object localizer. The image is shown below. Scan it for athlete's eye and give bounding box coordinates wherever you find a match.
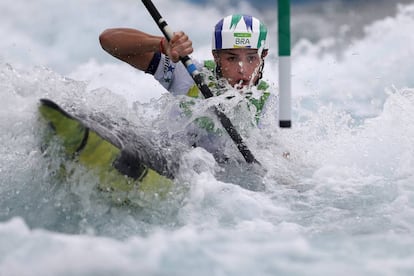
[227,56,237,62]
[247,55,258,63]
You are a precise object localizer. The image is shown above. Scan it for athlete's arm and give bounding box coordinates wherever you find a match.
[99,28,193,71]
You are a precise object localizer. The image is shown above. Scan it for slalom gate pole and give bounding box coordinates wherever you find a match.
[278,0,292,128]
[141,0,260,164]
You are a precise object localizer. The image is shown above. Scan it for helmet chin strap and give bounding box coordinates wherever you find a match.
[254,58,265,86]
[255,49,268,85]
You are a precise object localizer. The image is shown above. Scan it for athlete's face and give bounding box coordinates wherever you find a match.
[213,49,266,88]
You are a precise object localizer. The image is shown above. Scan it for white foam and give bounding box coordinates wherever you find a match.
[2,1,414,275]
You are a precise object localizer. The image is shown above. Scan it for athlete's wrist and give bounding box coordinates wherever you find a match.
[159,37,167,55]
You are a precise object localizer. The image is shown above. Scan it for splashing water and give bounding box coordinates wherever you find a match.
[1,0,414,275]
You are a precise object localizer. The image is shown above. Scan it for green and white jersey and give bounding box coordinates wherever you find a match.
[146,52,278,161]
[148,52,278,128]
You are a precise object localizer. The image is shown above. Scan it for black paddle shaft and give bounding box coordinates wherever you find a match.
[141,0,259,164]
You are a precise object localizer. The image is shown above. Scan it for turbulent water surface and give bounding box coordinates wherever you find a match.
[1,0,414,275]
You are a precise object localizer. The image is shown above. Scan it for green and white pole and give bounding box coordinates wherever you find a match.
[278,0,292,128]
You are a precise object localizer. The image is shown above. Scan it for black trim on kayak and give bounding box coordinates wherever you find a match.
[40,98,75,119]
[41,98,90,155]
[112,150,148,180]
[75,128,89,154]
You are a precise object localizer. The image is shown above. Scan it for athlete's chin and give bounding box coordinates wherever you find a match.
[232,81,250,89]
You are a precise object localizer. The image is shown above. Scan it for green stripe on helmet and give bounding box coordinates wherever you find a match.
[212,14,269,50]
[230,14,242,29]
[258,23,267,49]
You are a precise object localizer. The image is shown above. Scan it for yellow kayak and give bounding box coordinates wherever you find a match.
[38,99,175,206]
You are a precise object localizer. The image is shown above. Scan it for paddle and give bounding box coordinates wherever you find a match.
[141,0,260,164]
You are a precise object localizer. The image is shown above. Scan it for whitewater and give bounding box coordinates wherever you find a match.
[1,0,414,275]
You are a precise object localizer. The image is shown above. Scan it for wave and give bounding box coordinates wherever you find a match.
[1,1,414,275]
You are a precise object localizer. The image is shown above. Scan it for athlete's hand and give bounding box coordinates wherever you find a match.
[162,31,193,63]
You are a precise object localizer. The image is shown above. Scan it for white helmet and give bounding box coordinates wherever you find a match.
[212,14,269,51]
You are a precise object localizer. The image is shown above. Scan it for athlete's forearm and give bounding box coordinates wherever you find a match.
[99,28,161,57]
[99,28,162,70]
